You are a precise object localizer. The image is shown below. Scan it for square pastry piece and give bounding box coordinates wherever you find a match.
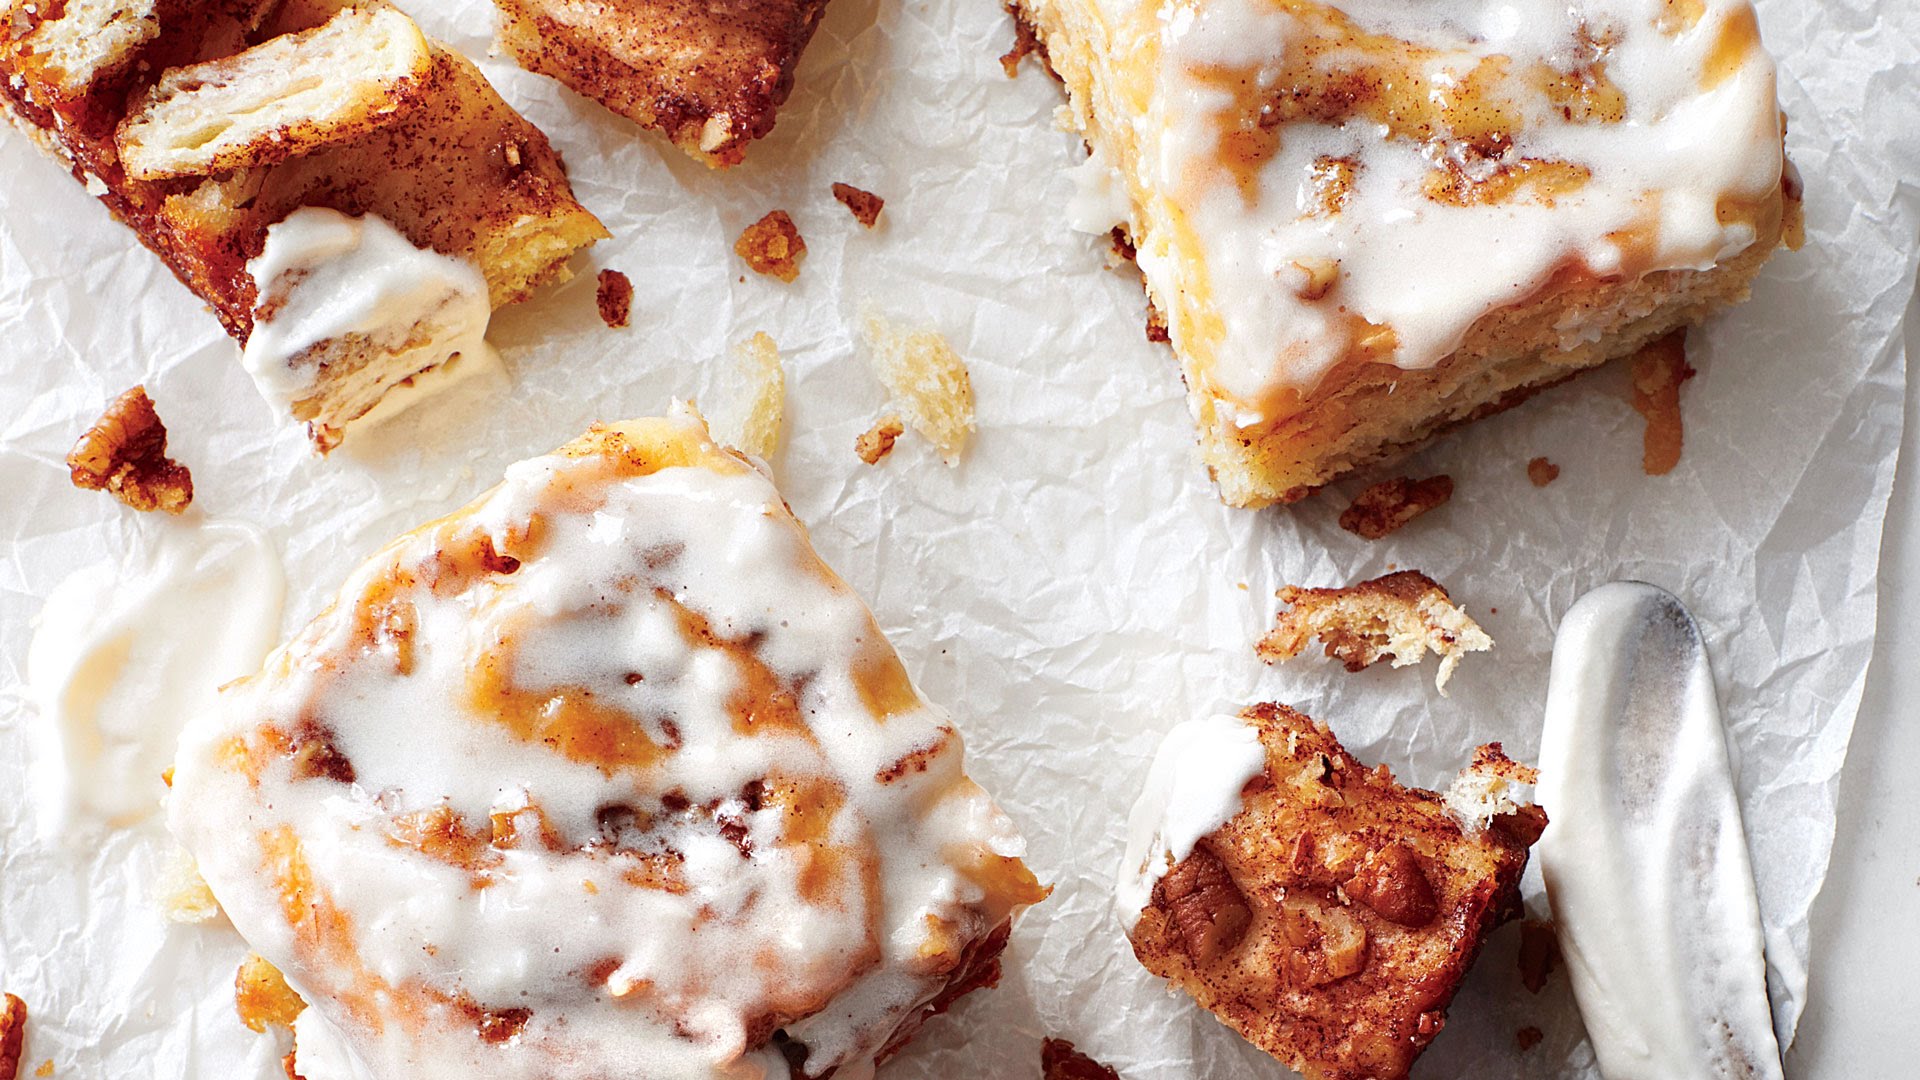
[494,0,831,166]
[1119,705,1545,1080]
[168,406,1047,1079]
[0,0,607,449]
[1014,0,1799,506]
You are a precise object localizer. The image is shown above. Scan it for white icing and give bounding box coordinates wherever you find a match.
[169,407,1033,1080]
[1064,141,1131,234]
[242,208,491,429]
[292,1007,378,1080]
[1535,582,1781,1080]
[25,521,283,833]
[1115,713,1268,931]
[1070,0,1783,422]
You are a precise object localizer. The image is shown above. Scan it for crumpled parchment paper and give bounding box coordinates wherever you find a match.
[0,0,1915,1076]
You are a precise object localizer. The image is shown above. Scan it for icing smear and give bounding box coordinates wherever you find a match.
[1115,713,1269,931]
[169,407,1043,1080]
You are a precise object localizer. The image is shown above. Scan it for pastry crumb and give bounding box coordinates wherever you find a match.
[831,183,884,228]
[67,387,193,514]
[235,953,306,1033]
[712,332,784,459]
[1444,744,1543,835]
[1516,1026,1544,1052]
[860,314,976,465]
[157,847,221,923]
[1518,919,1561,993]
[1000,6,1043,77]
[595,269,633,328]
[1257,570,1491,692]
[1527,456,1559,486]
[1,993,24,1080]
[855,416,905,465]
[1630,329,1693,476]
[735,210,806,282]
[1338,475,1452,540]
[1042,1038,1120,1079]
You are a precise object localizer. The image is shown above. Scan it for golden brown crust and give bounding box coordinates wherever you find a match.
[735,210,806,282]
[1629,328,1693,476]
[1126,703,1541,1080]
[596,268,634,329]
[854,415,904,465]
[492,0,831,167]
[1337,476,1452,540]
[67,386,193,514]
[830,183,883,228]
[0,993,22,1080]
[1041,1038,1121,1080]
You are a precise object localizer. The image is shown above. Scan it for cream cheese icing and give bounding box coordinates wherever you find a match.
[1535,582,1782,1080]
[1059,0,1784,424]
[242,208,492,436]
[1115,712,1269,931]
[25,521,283,833]
[168,406,1041,1080]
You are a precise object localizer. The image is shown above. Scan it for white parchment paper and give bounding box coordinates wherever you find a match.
[1,0,1915,1076]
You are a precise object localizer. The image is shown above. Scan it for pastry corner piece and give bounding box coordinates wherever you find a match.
[0,0,607,451]
[1012,0,1800,507]
[1118,705,1544,1080]
[167,404,1046,1079]
[493,0,831,166]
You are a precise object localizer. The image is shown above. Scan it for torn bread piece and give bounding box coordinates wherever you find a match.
[1010,0,1797,507]
[1118,705,1544,1080]
[1257,571,1491,692]
[492,0,831,167]
[0,1,606,451]
[116,6,433,180]
[168,407,1046,1079]
[861,314,976,466]
[710,331,785,459]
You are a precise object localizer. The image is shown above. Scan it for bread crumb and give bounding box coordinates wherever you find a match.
[860,314,976,465]
[1338,475,1452,540]
[33,1061,50,1078]
[157,847,220,923]
[1258,570,1491,692]
[67,386,193,514]
[1443,744,1542,834]
[595,269,633,328]
[999,6,1043,77]
[831,183,884,228]
[1,993,24,1080]
[1518,919,1561,993]
[234,953,305,1033]
[734,210,806,282]
[1527,456,1559,486]
[1042,1038,1120,1080]
[1516,1027,1544,1052]
[1630,329,1693,476]
[711,332,784,459]
[855,416,904,465]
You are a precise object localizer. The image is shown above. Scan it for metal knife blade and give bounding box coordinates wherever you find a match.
[1534,581,1782,1080]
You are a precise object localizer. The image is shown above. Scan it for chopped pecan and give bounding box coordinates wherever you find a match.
[595,269,633,329]
[1276,896,1368,987]
[1159,845,1252,963]
[1338,475,1452,540]
[1345,842,1438,927]
[1527,456,1560,486]
[66,386,193,514]
[735,210,806,282]
[1,993,23,1080]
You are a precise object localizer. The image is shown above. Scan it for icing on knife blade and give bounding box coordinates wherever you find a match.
[1535,582,1782,1080]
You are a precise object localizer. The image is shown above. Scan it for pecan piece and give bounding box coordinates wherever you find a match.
[831,183,884,228]
[595,269,633,329]
[1276,896,1369,987]
[66,386,193,514]
[1159,844,1251,963]
[1345,842,1439,927]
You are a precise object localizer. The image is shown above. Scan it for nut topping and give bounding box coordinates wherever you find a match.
[1345,842,1439,927]
[1159,844,1252,963]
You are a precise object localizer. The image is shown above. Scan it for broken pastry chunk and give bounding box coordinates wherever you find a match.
[1337,475,1452,540]
[1629,329,1694,475]
[1009,0,1798,506]
[1256,571,1491,692]
[710,331,785,459]
[831,182,884,228]
[0,1,607,450]
[855,415,904,465]
[735,210,807,282]
[860,314,976,466]
[596,268,634,329]
[1042,1038,1120,1080]
[234,953,305,1033]
[67,386,193,514]
[1118,705,1544,1080]
[168,406,1046,1080]
[493,0,831,167]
